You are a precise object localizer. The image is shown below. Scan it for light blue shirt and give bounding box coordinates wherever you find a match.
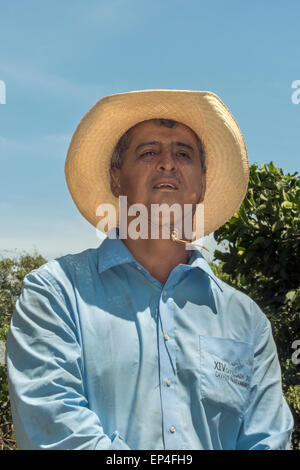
[6,230,294,450]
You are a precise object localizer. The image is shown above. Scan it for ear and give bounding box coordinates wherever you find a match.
[199,171,206,203]
[109,167,121,198]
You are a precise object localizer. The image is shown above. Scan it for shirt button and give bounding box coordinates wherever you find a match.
[169,426,176,433]
[163,290,167,296]
[136,266,142,270]
[166,379,171,386]
[164,333,169,341]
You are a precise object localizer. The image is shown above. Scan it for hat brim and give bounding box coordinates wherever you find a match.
[65,89,249,237]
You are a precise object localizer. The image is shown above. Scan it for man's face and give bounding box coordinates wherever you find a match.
[110,120,206,226]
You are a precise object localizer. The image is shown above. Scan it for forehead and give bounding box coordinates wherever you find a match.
[127,119,199,145]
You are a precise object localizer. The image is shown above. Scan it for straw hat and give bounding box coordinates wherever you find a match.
[65,89,249,237]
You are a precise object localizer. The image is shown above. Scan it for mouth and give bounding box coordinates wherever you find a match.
[152,180,179,190]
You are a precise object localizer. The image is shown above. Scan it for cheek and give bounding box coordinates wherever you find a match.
[121,172,147,197]
[184,170,204,201]
[186,168,203,187]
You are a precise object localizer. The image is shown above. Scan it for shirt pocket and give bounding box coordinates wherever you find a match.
[199,335,254,416]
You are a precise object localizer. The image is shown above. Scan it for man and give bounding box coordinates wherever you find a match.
[6,90,294,450]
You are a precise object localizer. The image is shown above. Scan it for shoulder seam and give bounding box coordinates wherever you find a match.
[250,299,271,343]
[26,264,66,304]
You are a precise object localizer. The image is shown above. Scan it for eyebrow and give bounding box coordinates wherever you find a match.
[174,141,194,152]
[135,141,160,152]
[135,141,194,152]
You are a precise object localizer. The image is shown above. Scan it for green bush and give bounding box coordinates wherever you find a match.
[0,252,47,450]
[211,162,300,450]
[0,365,17,450]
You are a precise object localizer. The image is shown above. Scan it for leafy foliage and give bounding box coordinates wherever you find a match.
[212,162,300,449]
[0,252,46,450]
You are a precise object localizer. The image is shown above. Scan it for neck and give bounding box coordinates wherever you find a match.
[121,235,191,286]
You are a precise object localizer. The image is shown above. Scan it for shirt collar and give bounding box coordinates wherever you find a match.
[97,227,223,291]
[188,248,223,291]
[97,228,136,273]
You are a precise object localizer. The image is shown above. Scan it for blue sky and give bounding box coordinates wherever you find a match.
[0,0,299,261]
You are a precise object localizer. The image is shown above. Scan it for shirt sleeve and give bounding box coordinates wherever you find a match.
[6,269,131,450]
[236,301,294,450]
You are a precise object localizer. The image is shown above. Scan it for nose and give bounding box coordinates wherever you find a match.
[156,148,177,172]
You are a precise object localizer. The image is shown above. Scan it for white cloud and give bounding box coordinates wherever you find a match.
[82,0,143,31]
[0,61,107,102]
[0,134,70,160]
[0,216,106,261]
[0,202,11,210]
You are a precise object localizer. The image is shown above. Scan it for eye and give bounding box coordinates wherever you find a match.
[177,151,191,159]
[140,151,156,158]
